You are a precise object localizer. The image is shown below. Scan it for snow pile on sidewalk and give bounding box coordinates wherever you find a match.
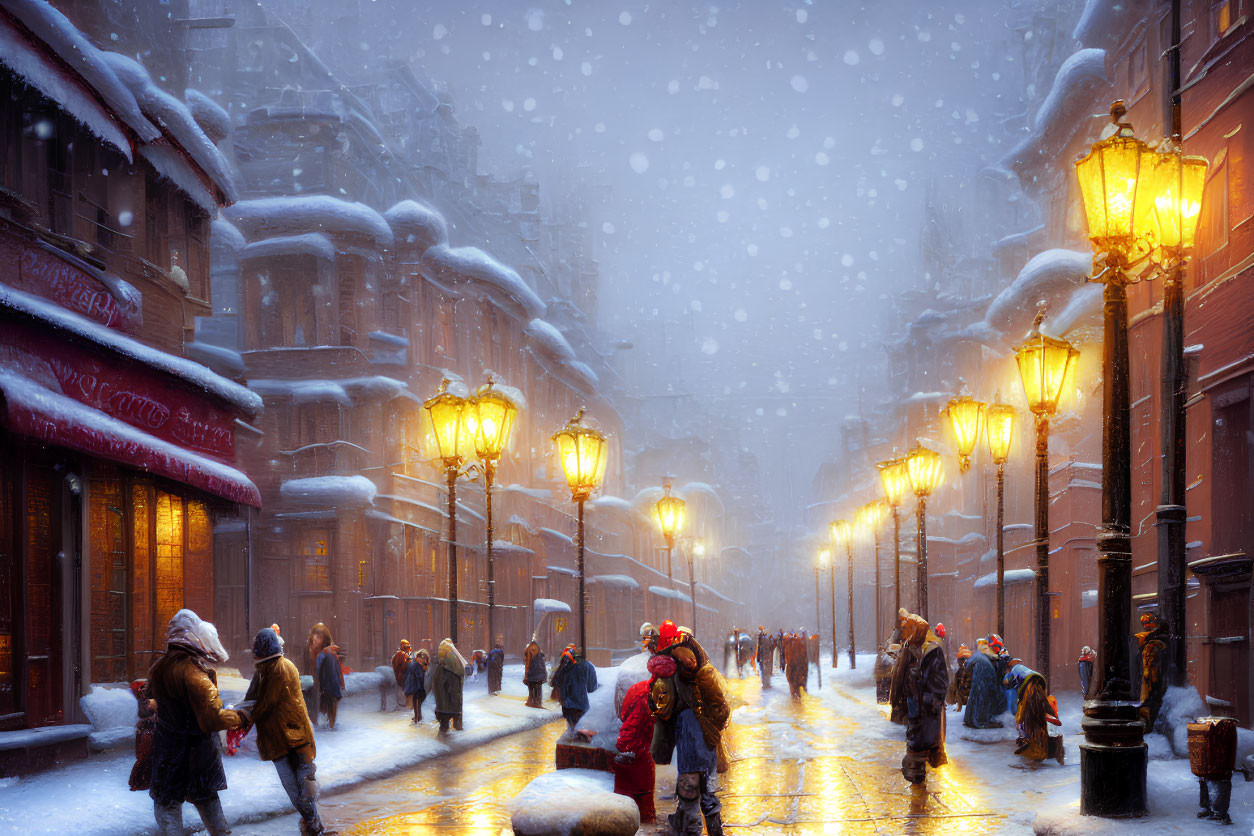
[508,768,638,836]
[0,663,583,835]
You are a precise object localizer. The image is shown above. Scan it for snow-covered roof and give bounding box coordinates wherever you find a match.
[226,196,394,248]
[589,574,640,590]
[564,359,600,392]
[0,282,261,415]
[384,200,448,252]
[100,52,237,204]
[240,233,337,264]
[249,376,406,407]
[211,220,246,253]
[491,539,535,556]
[679,482,723,512]
[420,245,545,319]
[1002,49,1108,176]
[648,585,691,603]
[184,89,230,143]
[973,568,1036,590]
[280,475,377,507]
[525,318,576,363]
[0,368,259,506]
[0,0,159,147]
[985,249,1091,339]
[533,598,572,614]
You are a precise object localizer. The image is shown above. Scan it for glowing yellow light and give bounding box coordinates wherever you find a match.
[905,443,944,499]
[830,519,852,548]
[1015,324,1079,417]
[551,408,608,502]
[985,400,1015,465]
[467,381,519,463]
[653,486,686,544]
[817,547,831,568]
[942,395,986,474]
[857,500,889,532]
[423,379,469,468]
[877,457,910,507]
[1139,146,1208,254]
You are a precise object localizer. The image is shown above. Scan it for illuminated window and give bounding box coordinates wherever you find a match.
[302,532,331,591]
[1214,0,1233,37]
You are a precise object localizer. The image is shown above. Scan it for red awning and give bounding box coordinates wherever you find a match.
[0,368,260,506]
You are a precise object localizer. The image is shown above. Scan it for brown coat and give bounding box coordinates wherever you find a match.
[244,656,316,762]
[148,649,245,735]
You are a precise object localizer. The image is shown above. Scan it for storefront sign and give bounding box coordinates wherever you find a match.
[0,226,142,330]
[0,323,235,461]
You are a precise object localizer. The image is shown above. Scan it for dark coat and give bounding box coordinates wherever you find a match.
[905,639,948,753]
[432,641,466,717]
[756,632,774,677]
[524,642,547,684]
[317,649,344,701]
[147,645,245,805]
[403,655,429,698]
[551,656,598,713]
[963,651,1007,728]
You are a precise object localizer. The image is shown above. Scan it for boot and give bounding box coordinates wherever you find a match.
[453,715,464,731]
[1199,778,1214,819]
[703,811,724,836]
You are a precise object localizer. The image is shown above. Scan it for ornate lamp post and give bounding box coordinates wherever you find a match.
[831,519,855,669]
[905,443,944,621]
[1074,100,1161,818]
[858,500,889,644]
[1141,143,1207,688]
[815,548,829,688]
[984,397,1016,637]
[467,377,520,649]
[942,395,987,475]
[553,408,609,658]
[685,538,705,637]
[877,457,910,616]
[654,480,686,582]
[424,379,472,644]
[1014,313,1079,681]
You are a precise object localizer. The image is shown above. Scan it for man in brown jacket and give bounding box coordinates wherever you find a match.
[148,609,246,836]
[241,627,334,836]
[390,639,412,710]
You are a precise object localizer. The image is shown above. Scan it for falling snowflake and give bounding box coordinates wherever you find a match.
[602,222,616,234]
[786,124,801,139]
[910,138,925,152]
[629,152,650,173]
[869,38,885,55]
[701,338,719,355]
[841,254,855,267]
[523,98,536,111]
[619,11,633,25]
[843,50,860,66]
[720,184,735,199]
[790,75,809,93]
[581,62,593,76]
[734,308,748,322]
[433,24,448,40]
[815,152,830,166]
[755,166,771,181]
[716,210,730,223]
[648,128,665,142]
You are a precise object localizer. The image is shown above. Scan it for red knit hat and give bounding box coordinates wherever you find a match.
[658,620,681,650]
[935,623,946,639]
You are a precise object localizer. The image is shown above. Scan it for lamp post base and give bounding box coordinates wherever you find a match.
[1080,702,1147,818]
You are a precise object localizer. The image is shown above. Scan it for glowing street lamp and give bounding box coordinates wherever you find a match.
[467,377,520,647]
[831,519,855,670]
[553,408,609,657]
[942,395,987,474]
[1014,312,1078,680]
[877,456,910,617]
[857,500,889,645]
[654,480,687,580]
[905,443,943,621]
[1074,101,1164,817]
[984,397,1016,637]
[1142,142,1208,692]
[424,379,470,643]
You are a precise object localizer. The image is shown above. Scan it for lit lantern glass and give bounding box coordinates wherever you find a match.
[1015,326,1080,417]
[877,457,910,508]
[985,400,1016,466]
[654,487,687,544]
[942,395,986,474]
[423,380,468,468]
[1075,102,1154,262]
[1138,146,1208,255]
[905,443,944,499]
[830,519,852,548]
[552,409,608,502]
[468,383,519,463]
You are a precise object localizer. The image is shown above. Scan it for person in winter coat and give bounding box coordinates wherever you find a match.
[148,609,245,836]
[550,644,598,736]
[783,632,809,700]
[128,680,156,792]
[886,609,911,723]
[487,635,505,696]
[900,614,948,785]
[640,622,660,654]
[652,621,730,836]
[523,639,547,707]
[950,644,973,711]
[874,643,899,705]
[240,628,334,836]
[614,679,657,823]
[1004,662,1062,764]
[962,639,1007,728]
[1137,612,1168,732]
[431,638,467,732]
[756,626,774,688]
[1077,646,1096,699]
[986,634,1016,715]
[316,642,345,730]
[403,649,430,724]
[390,640,412,710]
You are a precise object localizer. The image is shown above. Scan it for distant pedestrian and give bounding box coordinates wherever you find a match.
[432,638,467,732]
[403,649,430,724]
[640,622,660,655]
[900,614,948,785]
[784,633,808,700]
[756,626,774,689]
[962,639,1007,728]
[550,644,598,737]
[523,638,546,707]
[614,679,656,824]
[487,635,505,696]
[950,644,972,711]
[1077,646,1095,699]
[127,679,156,792]
[316,641,344,730]
[241,627,336,836]
[390,640,412,710]
[148,609,245,836]
[1137,612,1168,732]
[1004,661,1062,764]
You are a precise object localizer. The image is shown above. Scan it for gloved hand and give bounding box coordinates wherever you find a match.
[614,751,636,764]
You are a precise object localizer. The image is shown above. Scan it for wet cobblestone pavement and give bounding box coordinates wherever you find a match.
[251,665,1017,835]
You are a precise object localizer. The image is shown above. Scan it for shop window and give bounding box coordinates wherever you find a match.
[88,475,127,683]
[155,491,184,633]
[302,532,332,591]
[1212,0,1240,38]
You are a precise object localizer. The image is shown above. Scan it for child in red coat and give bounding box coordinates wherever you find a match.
[613,679,656,823]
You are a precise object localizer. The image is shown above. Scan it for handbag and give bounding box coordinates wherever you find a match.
[650,720,675,765]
